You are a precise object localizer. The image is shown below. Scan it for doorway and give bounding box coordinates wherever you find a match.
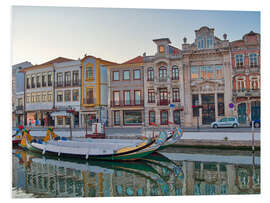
[201,94,215,125]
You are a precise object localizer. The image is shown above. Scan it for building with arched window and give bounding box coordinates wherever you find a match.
[80,55,117,127]
[181,26,232,127]
[143,38,184,127]
[231,31,260,125]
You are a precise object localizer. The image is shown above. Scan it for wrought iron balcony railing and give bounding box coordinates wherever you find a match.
[110,100,144,107]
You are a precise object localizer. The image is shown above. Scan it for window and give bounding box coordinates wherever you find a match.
[149,111,155,125]
[147,67,154,81]
[36,92,41,102]
[64,90,71,101]
[18,98,23,106]
[250,76,260,90]
[47,91,52,102]
[57,117,63,125]
[191,67,199,79]
[173,110,181,124]
[200,66,214,80]
[160,111,168,125]
[159,67,167,81]
[148,89,155,103]
[26,93,30,103]
[159,45,165,53]
[124,91,130,105]
[72,89,79,101]
[31,93,35,103]
[73,71,79,85]
[235,54,244,67]
[65,117,71,125]
[86,88,94,104]
[134,90,141,105]
[48,72,52,86]
[133,70,141,80]
[123,111,142,125]
[159,88,168,105]
[31,75,35,88]
[36,74,40,88]
[172,66,179,80]
[123,70,130,80]
[172,88,180,102]
[42,73,47,87]
[206,36,213,48]
[236,77,246,90]
[218,94,224,116]
[57,91,63,102]
[26,76,30,89]
[249,53,258,67]
[42,92,47,102]
[192,94,199,117]
[65,72,71,86]
[113,91,120,106]
[86,64,94,80]
[113,71,119,81]
[215,65,223,79]
[57,73,63,86]
[114,111,120,125]
[197,36,204,49]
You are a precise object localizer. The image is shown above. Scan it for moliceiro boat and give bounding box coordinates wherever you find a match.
[20,128,169,161]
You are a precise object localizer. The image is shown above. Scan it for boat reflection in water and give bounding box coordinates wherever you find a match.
[12,148,260,198]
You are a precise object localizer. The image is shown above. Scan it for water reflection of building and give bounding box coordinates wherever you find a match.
[12,151,260,197]
[182,161,260,195]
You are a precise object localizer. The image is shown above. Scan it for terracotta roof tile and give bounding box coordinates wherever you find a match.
[121,56,143,65]
[39,57,74,66]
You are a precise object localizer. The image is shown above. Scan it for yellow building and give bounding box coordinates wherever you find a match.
[80,55,117,127]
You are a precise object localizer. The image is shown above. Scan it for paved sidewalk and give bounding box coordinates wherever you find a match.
[13,128,260,141]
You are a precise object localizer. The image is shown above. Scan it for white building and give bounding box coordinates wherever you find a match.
[52,60,81,128]
[22,57,74,127]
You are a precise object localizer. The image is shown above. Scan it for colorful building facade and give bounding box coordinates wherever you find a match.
[107,56,144,127]
[143,38,184,127]
[231,31,261,125]
[181,26,233,127]
[80,55,117,127]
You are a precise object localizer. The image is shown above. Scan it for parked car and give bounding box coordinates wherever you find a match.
[250,119,260,128]
[211,117,240,128]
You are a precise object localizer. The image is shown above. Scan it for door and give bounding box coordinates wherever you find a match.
[251,101,260,121]
[238,103,246,124]
[202,94,215,125]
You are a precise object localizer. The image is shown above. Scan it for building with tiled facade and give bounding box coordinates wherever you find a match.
[80,55,117,127]
[106,56,144,127]
[53,60,81,128]
[22,57,74,127]
[143,38,184,127]
[231,31,260,126]
[13,26,260,129]
[181,26,233,127]
[12,61,33,127]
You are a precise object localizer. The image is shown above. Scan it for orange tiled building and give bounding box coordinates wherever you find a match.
[231,31,260,125]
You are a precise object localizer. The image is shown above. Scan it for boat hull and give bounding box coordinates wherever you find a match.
[25,140,160,161]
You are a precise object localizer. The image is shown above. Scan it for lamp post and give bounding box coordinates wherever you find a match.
[192,101,202,130]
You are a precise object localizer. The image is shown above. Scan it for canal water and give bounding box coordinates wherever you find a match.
[12,147,260,198]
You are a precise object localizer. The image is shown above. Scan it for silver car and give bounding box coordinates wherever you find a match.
[211,117,240,128]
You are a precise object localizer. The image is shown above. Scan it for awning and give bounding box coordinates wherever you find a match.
[50,111,72,117]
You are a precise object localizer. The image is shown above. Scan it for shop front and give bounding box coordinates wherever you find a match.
[123,110,142,126]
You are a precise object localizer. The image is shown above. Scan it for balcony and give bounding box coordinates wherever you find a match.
[110,100,144,107]
[64,81,71,87]
[233,89,260,97]
[48,81,52,86]
[157,100,169,106]
[72,80,81,86]
[159,77,167,82]
[56,81,63,87]
[16,105,24,111]
[83,98,95,105]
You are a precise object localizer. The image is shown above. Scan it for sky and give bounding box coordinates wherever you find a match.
[11,6,260,65]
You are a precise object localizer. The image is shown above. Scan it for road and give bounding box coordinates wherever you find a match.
[13,127,260,141]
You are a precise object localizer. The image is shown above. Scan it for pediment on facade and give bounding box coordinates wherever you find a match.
[191,80,224,92]
[154,59,169,66]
